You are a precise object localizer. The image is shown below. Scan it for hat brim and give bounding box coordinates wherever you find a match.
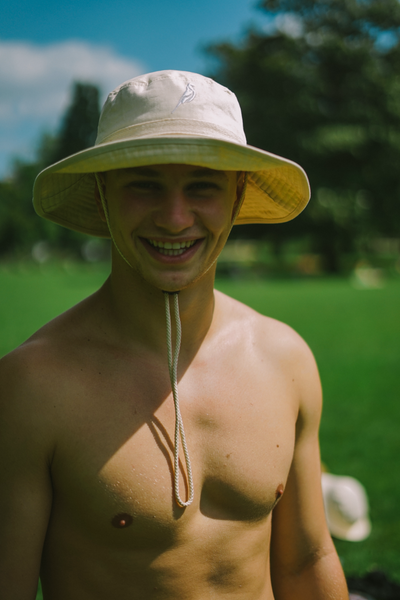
[33,136,310,237]
[327,514,372,542]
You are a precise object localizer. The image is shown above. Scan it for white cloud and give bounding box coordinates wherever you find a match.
[262,13,304,40]
[0,39,145,174]
[0,38,144,122]
[275,13,303,39]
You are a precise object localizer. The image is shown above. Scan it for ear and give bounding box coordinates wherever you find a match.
[94,173,107,223]
[231,172,246,223]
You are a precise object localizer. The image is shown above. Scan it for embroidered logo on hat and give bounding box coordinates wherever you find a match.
[172,83,196,113]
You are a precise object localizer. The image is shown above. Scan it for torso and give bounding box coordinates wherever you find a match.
[20,289,301,599]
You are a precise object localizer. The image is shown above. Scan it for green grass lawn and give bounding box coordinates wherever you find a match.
[0,262,399,596]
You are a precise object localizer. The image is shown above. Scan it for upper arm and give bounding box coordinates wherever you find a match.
[269,332,347,597]
[272,337,327,559]
[0,348,53,599]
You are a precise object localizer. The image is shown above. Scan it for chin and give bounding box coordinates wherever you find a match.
[138,271,190,294]
[151,278,193,294]
[148,268,212,294]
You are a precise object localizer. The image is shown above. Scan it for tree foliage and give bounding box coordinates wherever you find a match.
[49,82,100,164]
[207,0,400,271]
[0,82,101,257]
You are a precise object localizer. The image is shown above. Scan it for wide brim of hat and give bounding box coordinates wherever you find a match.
[33,136,311,237]
[327,513,371,542]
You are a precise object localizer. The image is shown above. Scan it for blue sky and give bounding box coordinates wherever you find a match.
[0,0,275,177]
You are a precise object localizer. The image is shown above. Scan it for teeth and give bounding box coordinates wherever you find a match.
[148,239,196,255]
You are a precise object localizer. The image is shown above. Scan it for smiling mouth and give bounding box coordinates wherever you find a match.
[147,239,197,256]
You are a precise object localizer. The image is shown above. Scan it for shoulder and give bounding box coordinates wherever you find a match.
[0,300,96,463]
[215,288,316,362]
[214,289,322,416]
[1,285,104,378]
[0,338,59,465]
[0,294,98,444]
[0,315,75,403]
[0,337,49,399]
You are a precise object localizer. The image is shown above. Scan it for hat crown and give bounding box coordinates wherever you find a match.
[95,70,246,146]
[329,483,367,523]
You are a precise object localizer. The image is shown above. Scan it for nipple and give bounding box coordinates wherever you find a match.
[111,513,133,528]
[275,484,284,501]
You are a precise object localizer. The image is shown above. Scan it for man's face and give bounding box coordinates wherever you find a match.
[99,164,243,292]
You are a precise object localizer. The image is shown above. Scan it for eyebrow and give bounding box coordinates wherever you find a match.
[124,167,229,180]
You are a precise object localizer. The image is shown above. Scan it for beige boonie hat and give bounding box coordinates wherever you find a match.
[321,473,371,542]
[33,70,311,237]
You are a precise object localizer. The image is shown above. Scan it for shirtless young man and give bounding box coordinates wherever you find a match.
[0,71,348,599]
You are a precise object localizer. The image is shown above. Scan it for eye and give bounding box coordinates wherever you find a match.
[187,181,220,192]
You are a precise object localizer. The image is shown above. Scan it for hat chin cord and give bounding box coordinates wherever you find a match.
[164,291,194,507]
[161,170,246,507]
[95,174,194,508]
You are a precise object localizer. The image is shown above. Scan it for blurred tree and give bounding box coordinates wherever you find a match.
[207,0,400,271]
[0,82,101,256]
[49,82,100,164]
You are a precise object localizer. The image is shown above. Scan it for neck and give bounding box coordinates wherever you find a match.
[98,251,217,361]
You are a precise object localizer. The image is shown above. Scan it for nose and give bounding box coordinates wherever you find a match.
[152,190,195,233]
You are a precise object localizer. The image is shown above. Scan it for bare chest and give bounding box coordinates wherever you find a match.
[49,349,297,546]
